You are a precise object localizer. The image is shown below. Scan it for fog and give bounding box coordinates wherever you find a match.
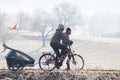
[77,13,120,38]
[0,0,120,38]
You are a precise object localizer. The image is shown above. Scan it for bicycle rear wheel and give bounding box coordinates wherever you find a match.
[70,54,84,70]
[39,54,56,71]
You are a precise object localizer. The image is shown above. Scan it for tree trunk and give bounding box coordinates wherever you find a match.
[42,37,46,47]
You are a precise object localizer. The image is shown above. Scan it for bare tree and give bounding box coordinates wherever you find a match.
[16,11,31,31]
[53,2,81,27]
[32,10,56,47]
[0,12,7,42]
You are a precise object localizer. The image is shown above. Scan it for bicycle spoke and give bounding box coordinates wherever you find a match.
[70,54,84,71]
[39,54,55,71]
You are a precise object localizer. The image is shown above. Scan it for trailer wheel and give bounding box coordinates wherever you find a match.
[11,60,24,71]
[8,66,13,70]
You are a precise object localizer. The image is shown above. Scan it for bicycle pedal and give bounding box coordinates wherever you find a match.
[60,56,65,60]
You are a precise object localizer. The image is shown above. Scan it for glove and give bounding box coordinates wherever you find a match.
[69,40,73,45]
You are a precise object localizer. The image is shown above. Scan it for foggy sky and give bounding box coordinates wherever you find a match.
[0,0,120,16]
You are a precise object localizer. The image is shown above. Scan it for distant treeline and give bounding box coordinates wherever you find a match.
[102,32,120,38]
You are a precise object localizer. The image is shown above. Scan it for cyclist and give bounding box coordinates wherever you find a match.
[50,24,73,69]
[62,27,72,71]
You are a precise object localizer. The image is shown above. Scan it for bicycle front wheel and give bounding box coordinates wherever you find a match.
[39,54,56,71]
[70,54,84,70]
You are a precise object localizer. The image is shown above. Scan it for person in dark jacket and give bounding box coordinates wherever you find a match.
[50,24,72,69]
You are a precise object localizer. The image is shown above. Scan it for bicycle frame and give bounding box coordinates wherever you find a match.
[46,45,75,64]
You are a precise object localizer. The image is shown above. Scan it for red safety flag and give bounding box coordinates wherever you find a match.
[11,24,17,30]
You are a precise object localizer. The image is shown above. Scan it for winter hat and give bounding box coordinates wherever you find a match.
[57,24,64,30]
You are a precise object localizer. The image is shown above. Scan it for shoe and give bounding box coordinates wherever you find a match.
[56,66,60,69]
[55,64,60,69]
[55,62,62,69]
[65,68,70,71]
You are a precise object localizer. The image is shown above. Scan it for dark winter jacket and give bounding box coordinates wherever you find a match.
[50,29,71,44]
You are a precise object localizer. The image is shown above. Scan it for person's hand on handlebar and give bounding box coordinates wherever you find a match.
[69,40,73,45]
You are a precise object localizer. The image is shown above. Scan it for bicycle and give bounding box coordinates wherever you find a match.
[39,44,84,71]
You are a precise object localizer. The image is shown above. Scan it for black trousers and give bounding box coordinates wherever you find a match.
[50,42,68,58]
